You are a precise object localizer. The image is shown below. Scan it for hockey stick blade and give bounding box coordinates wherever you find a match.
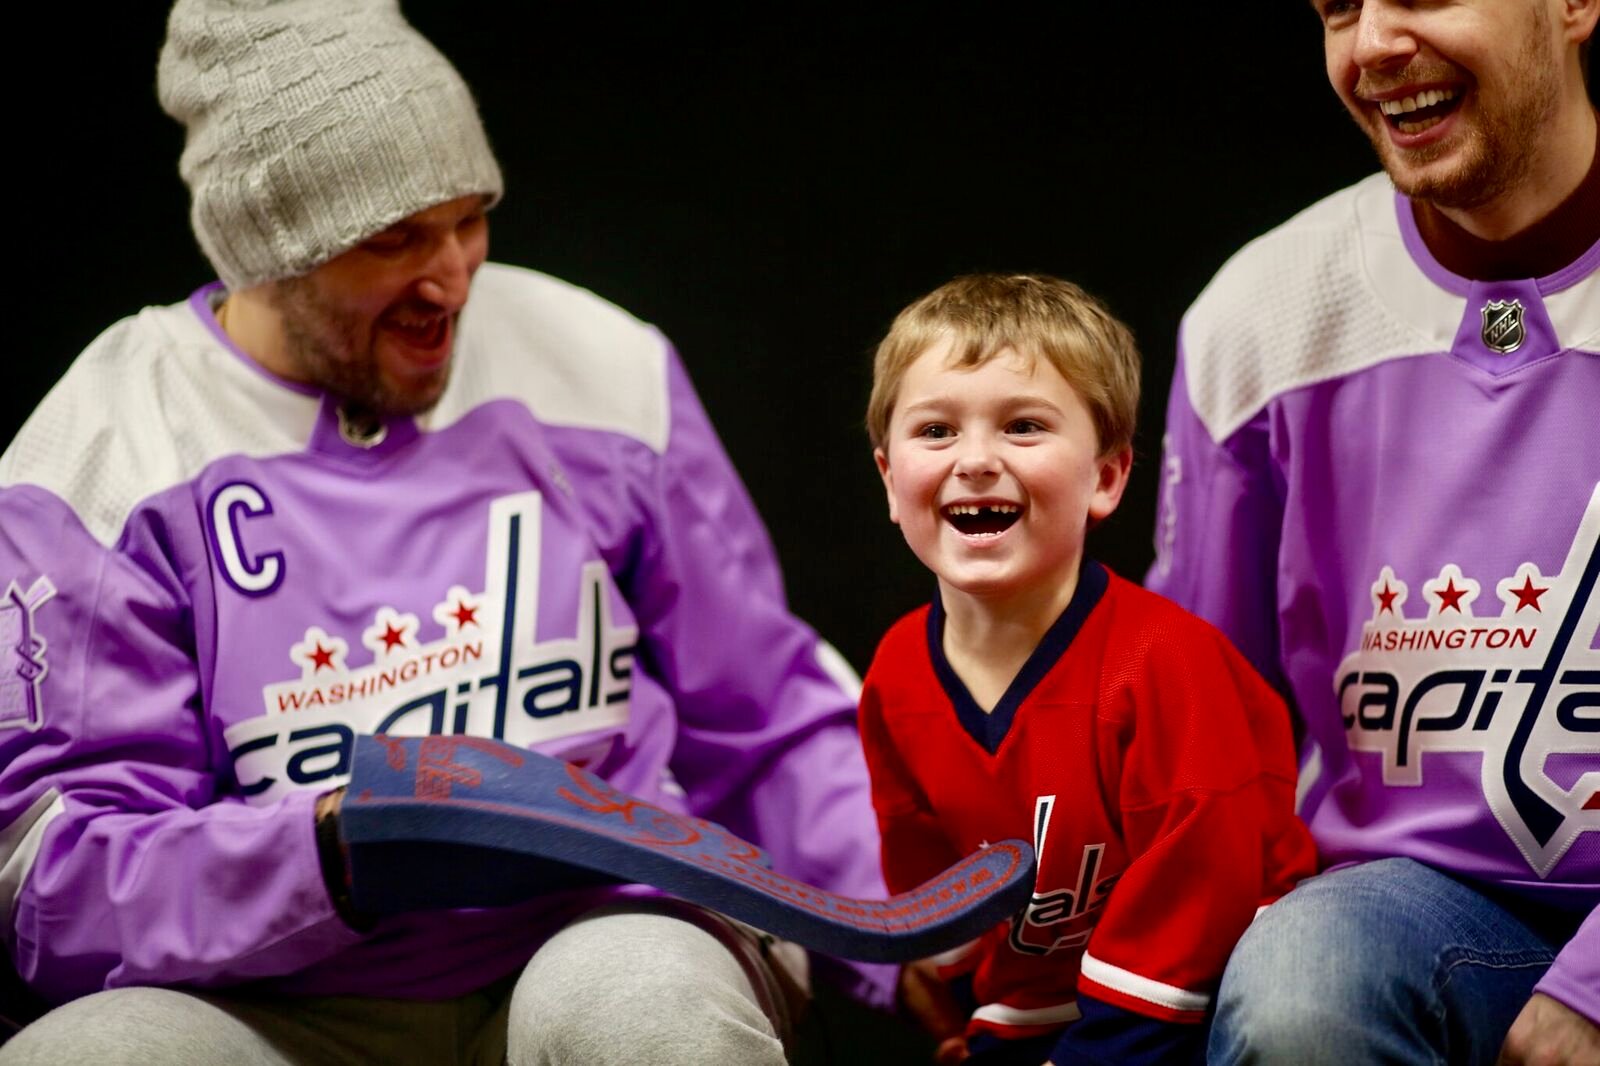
[341,734,1035,963]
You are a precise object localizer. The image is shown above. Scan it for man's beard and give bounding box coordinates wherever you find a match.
[271,275,453,417]
[1358,11,1561,211]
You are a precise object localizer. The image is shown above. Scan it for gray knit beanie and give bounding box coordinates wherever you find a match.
[158,0,504,291]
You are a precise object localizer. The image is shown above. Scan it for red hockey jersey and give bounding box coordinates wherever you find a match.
[858,562,1316,1040]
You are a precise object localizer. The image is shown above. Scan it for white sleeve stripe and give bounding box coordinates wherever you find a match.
[1295,741,1323,814]
[971,999,1082,1028]
[812,639,862,702]
[1544,269,1600,348]
[1080,950,1211,1013]
[1,788,63,921]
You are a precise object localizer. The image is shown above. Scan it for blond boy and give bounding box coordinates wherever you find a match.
[858,274,1315,1066]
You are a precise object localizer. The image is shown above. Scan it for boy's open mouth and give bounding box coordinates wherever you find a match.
[942,503,1021,536]
[1378,88,1461,135]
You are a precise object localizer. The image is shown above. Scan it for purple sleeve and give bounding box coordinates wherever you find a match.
[614,348,895,1007]
[0,485,361,1004]
[1144,345,1288,695]
[1533,906,1600,1025]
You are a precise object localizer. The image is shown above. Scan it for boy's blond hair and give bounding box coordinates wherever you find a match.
[867,273,1140,455]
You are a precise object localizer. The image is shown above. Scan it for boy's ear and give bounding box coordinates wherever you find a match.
[874,447,900,525]
[1088,446,1132,523]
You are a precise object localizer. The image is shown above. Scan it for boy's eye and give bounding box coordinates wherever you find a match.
[1007,419,1045,435]
[916,424,953,440]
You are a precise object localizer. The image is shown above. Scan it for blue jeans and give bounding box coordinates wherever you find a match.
[1208,858,1575,1066]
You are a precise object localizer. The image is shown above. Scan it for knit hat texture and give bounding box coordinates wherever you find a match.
[159,0,503,291]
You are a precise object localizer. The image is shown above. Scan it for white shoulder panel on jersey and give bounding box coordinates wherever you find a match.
[1180,173,1464,443]
[436,263,671,454]
[1547,268,1600,352]
[0,299,319,547]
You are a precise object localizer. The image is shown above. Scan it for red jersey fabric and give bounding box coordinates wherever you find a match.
[858,562,1316,1041]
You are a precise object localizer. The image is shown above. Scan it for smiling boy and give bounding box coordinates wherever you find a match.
[857,274,1317,1066]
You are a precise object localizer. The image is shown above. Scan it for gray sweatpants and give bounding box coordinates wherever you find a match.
[0,901,800,1065]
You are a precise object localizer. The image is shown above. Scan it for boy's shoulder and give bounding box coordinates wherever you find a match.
[865,603,934,672]
[1099,567,1223,632]
[1094,568,1249,673]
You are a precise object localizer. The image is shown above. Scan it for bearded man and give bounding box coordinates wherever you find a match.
[0,1,892,1062]
[1146,2,1599,1064]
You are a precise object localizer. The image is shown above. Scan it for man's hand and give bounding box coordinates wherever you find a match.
[314,786,370,927]
[898,959,969,1064]
[1498,993,1600,1066]
[314,786,345,825]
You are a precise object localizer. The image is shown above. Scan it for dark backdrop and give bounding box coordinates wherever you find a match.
[9,7,1377,677]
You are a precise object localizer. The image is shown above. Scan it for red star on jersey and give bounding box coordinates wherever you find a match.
[451,601,479,628]
[1435,578,1468,613]
[1510,576,1547,613]
[1377,583,1399,613]
[380,623,407,651]
[308,643,336,672]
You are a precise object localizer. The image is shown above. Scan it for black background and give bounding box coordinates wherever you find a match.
[8,6,1377,676]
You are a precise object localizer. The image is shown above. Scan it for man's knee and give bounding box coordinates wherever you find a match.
[0,987,280,1066]
[1210,859,1469,1064]
[1211,907,1378,1061]
[507,908,784,1066]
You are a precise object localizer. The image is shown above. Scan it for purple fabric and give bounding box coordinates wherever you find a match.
[1148,186,1599,1023]
[1535,906,1600,1020]
[0,272,893,1008]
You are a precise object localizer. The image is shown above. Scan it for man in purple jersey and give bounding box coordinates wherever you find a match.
[1146,1,1598,1063]
[0,1,893,1062]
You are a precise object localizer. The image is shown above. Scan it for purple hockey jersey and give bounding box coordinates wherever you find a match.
[0,262,893,1007]
[1147,173,1599,1022]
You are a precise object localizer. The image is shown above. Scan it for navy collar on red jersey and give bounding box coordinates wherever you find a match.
[926,560,1109,756]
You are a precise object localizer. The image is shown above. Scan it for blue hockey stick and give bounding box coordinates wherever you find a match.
[341,734,1034,964]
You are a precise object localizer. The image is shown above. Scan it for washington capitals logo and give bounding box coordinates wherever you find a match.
[225,492,638,804]
[1337,485,1600,877]
[0,576,56,732]
[1480,299,1526,354]
[1008,795,1117,956]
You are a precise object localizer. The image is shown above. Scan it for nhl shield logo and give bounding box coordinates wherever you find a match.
[1480,299,1526,354]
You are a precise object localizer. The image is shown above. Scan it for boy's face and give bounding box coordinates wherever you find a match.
[874,341,1130,608]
